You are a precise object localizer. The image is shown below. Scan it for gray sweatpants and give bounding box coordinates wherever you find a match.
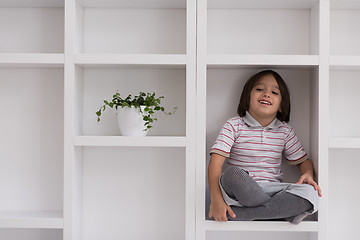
[220,166,314,224]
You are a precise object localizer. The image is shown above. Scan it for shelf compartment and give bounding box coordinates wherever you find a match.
[0,7,64,54]
[329,70,360,138]
[74,136,186,147]
[75,2,186,54]
[205,220,318,232]
[329,137,360,149]
[330,1,360,55]
[206,1,320,55]
[75,66,186,136]
[0,68,64,223]
[203,67,320,227]
[78,147,186,239]
[0,211,63,229]
[207,55,319,67]
[74,54,186,67]
[0,53,64,67]
[329,149,360,240]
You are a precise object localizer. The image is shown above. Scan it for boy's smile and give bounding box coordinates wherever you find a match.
[248,74,282,126]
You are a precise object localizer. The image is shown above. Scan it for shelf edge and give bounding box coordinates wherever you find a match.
[330,56,360,70]
[207,54,319,66]
[74,136,186,147]
[0,53,64,63]
[74,54,187,66]
[205,220,319,232]
[329,137,360,149]
[0,211,63,229]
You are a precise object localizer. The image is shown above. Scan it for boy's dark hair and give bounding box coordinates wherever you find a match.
[237,70,291,122]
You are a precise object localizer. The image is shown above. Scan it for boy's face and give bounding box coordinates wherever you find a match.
[248,74,282,122]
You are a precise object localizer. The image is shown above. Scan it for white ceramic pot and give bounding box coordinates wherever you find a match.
[116,106,148,136]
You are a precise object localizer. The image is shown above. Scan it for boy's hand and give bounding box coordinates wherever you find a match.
[209,200,236,222]
[296,173,322,197]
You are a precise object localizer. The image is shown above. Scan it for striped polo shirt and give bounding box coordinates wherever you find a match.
[210,112,308,182]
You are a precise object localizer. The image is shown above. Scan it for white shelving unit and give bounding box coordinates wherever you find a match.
[0,0,64,239]
[2,0,360,239]
[196,0,329,240]
[64,0,195,240]
[328,1,360,240]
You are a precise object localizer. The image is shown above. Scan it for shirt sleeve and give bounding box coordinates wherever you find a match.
[284,126,308,165]
[210,119,237,158]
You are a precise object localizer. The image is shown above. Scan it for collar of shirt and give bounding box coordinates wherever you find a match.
[243,111,282,130]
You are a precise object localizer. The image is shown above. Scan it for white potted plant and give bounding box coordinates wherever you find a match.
[96,91,177,136]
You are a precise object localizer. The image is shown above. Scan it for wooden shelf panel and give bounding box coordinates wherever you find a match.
[77,0,186,8]
[0,53,64,67]
[205,220,318,232]
[0,0,64,7]
[207,55,319,67]
[74,54,186,67]
[208,0,319,9]
[331,0,360,10]
[74,136,186,147]
[0,211,63,229]
[330,56,360,70]
[329,137,360,149]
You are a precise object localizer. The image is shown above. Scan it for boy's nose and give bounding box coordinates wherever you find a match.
[263,91,270,97]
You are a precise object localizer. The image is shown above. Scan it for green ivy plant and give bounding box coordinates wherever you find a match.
[96,91,177,131]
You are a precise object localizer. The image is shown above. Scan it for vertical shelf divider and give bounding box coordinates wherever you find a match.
[196,0,207,239]
[318,1,330,240]
[186,0,197,239]
[64,0,77,239]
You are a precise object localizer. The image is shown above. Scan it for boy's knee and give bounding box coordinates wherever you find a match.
[299,184,319,201]
[223,166,243,176]
[222,166,248,183]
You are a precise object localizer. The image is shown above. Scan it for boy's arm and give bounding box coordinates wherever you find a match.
[296,159,322,197]
[208,153,236,221]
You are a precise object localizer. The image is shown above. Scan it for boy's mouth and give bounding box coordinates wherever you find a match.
[259,100,271,105]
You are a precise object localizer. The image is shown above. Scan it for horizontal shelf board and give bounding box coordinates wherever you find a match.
[331,1,360,10]
[74,136,186,147]
[77,0,186,8]
[205,220,318,232]
[330,56,360,70]
[329,137,360,149]
[0,211,63,229]
[0,0,64,7]
[208,0,319,9]
[207,55,319,67]
[74,54,186,67]
[0,53,64,67]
